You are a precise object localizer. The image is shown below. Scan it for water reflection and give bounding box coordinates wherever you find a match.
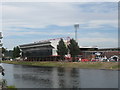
[2,63,118,88]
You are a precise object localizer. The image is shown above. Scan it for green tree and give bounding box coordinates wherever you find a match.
[1,47,7,60]
[13,46,21,58]
[2,47,7,54]
[57,39,68,60]
[68,39,80,62]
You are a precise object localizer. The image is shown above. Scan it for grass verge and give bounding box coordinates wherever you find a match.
[7,86,17,90]
[1,61,119,70]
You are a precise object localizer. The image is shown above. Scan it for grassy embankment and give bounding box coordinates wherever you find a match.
[7,86,17,90]
[1,61,119,70]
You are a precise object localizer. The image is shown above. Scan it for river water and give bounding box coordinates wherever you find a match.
[2,63,119,88]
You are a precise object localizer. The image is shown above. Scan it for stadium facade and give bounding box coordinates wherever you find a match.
[19,40,63,61]
[19,38,98,61]
[19,38,119,61]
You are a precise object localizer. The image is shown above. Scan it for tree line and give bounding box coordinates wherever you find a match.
[2,46,21,59]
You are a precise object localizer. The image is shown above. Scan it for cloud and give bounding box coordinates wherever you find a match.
[0,3,2,32]
[3,30,74,37]
[1,2,118,49]
[78,37,118,48]
[2,2,118,29]
[1,0,119,2]
[81,20,118,29]
[79,37,117,43]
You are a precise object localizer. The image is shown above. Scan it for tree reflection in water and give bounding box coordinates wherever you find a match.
[3,63,118,88]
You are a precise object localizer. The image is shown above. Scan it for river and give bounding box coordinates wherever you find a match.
[2,63,119,88]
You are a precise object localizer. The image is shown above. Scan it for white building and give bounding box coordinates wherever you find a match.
[50,39,69,56]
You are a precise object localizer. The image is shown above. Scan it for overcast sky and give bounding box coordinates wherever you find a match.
[1,1,118,50]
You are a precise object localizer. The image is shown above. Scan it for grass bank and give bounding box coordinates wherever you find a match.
[7,86,17,90]
[1,61,119,70]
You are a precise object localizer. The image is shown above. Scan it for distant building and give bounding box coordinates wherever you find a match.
[79,46,98,51]
[98,48,119,51]
[82,47,119,61]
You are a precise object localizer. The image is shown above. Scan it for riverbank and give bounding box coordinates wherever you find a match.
[1,61,119,70]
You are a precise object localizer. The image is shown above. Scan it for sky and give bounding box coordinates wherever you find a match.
[0,1,118,50]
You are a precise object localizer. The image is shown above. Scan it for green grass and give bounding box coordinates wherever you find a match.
[111,64,120,69]
[7,85,17,90]
[1,61,119,70]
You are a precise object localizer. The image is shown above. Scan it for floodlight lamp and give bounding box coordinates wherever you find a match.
[74,23,79,29]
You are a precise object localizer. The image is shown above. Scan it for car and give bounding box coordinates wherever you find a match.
[81,59,90,62]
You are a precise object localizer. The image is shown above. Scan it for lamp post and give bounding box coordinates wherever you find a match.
[74,23,79,42]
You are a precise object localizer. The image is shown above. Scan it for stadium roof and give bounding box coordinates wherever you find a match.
[19,41,54,49]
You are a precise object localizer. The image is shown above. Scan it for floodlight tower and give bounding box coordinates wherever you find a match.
[74,23,79,42]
